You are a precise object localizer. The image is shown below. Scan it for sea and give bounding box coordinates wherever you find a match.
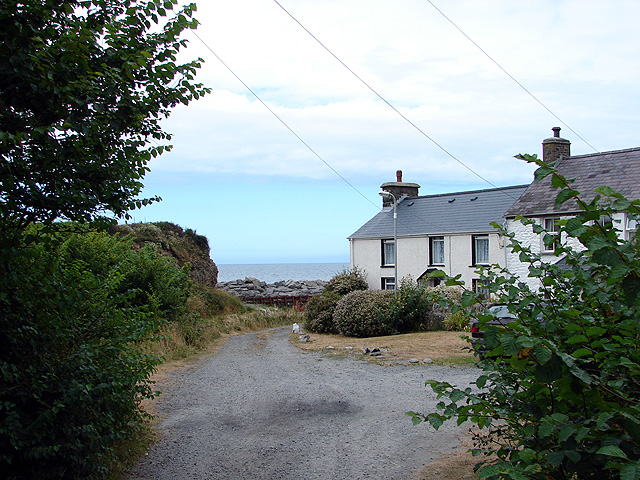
[217,263,350,284]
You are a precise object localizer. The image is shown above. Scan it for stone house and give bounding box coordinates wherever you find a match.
[504,128,640,290]
[348,170,528,293]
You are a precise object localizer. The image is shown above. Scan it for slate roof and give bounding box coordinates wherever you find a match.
[349,185,529,239]
[505,147,640,218]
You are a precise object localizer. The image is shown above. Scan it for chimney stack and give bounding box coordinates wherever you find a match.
[380,170,420,208]
[542,127,570,164]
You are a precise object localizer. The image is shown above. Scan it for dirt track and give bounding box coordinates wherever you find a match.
[128,327,477,480]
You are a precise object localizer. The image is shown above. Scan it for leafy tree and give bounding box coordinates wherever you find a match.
[0,0,208,237]
[0,1,208,477]
[409,155,640,480]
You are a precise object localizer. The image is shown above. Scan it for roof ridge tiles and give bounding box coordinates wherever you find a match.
[413,184,529,200]
[568,146,640,160]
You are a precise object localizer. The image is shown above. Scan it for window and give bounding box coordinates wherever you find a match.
[429,236,445,265]
[381,277,396,290]
[472,235,490,265]
[625,214,638,241]
[473,279,490,299]
[542,217,560,252]
[381,239,395,266]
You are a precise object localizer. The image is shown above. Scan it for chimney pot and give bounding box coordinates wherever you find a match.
[380,171,420,207]
[542,127,570,164]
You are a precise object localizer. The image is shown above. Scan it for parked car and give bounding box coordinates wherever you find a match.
[470,303,516,358]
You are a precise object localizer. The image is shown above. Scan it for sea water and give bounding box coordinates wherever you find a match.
[217,263,350,283]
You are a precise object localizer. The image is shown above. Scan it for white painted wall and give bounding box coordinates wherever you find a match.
[505,213,631,290]
[350,232,506,291]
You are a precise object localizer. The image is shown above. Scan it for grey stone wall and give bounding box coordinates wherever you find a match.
[217,277,327,299]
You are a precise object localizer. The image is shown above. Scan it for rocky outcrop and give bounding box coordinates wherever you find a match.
[110,222,218,288]
[218,277,327,299]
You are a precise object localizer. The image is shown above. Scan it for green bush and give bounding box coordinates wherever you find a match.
[325,267,369,296]
[333,290,394,337]
[304,291,342,334]
[443,310,470,332]
[303,268,368,334]
[388,277,432,333]
[410,155,640,480]
[0,229,189,478]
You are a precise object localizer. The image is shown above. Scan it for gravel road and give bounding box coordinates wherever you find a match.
[128,327,478,480]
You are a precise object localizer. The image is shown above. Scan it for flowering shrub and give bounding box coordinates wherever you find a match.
[388,277,432,333]
[324,267,369,296]
[304,291,342,334]
[333,290,394,337]
[304,268,368,333]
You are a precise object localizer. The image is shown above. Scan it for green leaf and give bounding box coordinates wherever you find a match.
[565,217,587,236]
[547,451,565,466]
[535,354,563,383]
[559,425,576,442]
[555,188,579,208]
[533,343,553,365]
[427,414,444,430]
[567,334,588,345]
[534,165,554,183]
[572,348,593,359]
[622,275,640,307]
[596,445,628,459]
[620,460,640,480]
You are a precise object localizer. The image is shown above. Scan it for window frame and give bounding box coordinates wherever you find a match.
[472,234,490,266]
[429,236,445,265]
[381,238,395,267]
[381,277,396,291]
[542,217,561,253]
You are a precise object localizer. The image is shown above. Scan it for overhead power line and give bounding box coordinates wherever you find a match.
[190,30,379,210]
[271,0,507,194]
[424,0,599,153]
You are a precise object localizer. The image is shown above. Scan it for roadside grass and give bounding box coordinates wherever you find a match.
[147,304,304,362]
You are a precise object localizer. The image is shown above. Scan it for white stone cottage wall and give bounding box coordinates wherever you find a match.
[505,213,630,290]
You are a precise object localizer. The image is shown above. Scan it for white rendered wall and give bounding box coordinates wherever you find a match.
[350,232,506,291]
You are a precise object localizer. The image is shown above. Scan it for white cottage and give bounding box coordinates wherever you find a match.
[504,127,640,290]
[348,170,527,293]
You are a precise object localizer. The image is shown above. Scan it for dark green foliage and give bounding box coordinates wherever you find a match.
[0,0,209,236]
[0,1,208,476]
[409,155,640,480]
[389,277,434,333]
[0,229,190,478]
[304,268,368,334]
[333,290,394,337]
[304,290,342,334]
[324,267,369,296]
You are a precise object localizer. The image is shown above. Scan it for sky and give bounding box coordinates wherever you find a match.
[133,0,640,265]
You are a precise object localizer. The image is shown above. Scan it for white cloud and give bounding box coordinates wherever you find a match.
[158,0,640,189]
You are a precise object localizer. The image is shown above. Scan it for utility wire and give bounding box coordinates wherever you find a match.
[190,30,379,210]
[191,29,474,234]
[271,0,510,196]
[424,0,599,153]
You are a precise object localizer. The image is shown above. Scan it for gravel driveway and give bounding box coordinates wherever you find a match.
[128,327,478,480]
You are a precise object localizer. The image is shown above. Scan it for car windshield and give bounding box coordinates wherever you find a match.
[488,305,516,319]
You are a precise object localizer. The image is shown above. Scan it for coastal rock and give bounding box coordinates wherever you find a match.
[217,277,328,300]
